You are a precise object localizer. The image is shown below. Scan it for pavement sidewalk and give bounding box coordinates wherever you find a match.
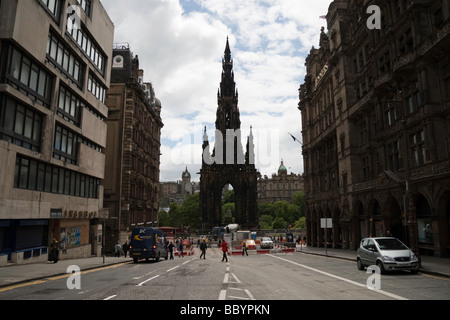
[0,256,131,288]
[295,245,450,278]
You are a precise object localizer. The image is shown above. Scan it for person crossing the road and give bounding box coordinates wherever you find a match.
[221,239,228,262]
[200,240,207,259]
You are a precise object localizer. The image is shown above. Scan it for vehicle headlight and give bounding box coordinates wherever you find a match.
[382,255,395,262]
[411,253,418,261]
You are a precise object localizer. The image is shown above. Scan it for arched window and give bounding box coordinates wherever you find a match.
[417,194,433,244]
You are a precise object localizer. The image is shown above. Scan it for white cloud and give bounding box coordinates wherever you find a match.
[101,0,332,182]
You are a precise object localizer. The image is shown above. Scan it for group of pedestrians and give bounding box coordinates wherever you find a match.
[197,238,229,262]
[114,241,130,258]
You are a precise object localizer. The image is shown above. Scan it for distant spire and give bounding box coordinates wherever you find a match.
[203,126,208,142]
[224,37,231,63]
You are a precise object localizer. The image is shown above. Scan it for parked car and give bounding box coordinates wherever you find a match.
[244,239,256,250]
[260,237,274,249]
[357,237,420,274]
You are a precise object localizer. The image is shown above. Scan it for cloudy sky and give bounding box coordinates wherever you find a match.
[101,0,333,182]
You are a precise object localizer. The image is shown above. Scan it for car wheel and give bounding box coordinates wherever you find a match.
[357,258,365,270]
[376,260,386,275]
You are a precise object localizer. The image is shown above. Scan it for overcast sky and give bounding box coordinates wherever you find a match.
[101,0,333,182]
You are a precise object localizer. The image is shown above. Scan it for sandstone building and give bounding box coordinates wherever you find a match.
[299,0,450,257]
[257,160,304,204]
[103,45,163,249]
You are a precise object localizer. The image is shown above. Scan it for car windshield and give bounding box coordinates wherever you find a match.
[375,238,408,250]
[262,238,271,241]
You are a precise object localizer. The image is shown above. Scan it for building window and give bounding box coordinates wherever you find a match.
[410,130,427,167]
[76,0,91,17]
[388,140,402,171]
[5,46,53,107]
[0,95,43,152]
[46,32,84,88]
[54,124,78,165]
[53,123,102,165]
[57,85,83,126]
[87,73,106,103]
[405,80,422,114]
[385,102,398,126]
[14,154,99,199]
[67,22,106,75]
[39,0,62,22]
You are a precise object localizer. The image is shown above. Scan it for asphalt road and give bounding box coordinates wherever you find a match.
[1,248,449,301]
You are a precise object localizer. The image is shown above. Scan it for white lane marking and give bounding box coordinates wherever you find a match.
[231,273,241,284]
[103,295,117,300]
[268,254,408,300]
[219,290,227,300]
[136,275,160,287]
[167,266,179,272]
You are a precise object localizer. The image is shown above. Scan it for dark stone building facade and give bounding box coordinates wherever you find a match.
[103,45,163,248]
[200,39,259,229]
[299,0,450,257]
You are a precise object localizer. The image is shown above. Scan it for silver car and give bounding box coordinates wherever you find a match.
[260,237,274,249]
[357,237,420,274]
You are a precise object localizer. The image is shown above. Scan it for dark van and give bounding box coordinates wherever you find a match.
[130,228,168,263]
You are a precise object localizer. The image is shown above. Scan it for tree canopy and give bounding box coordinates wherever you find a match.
[158,190,306,230]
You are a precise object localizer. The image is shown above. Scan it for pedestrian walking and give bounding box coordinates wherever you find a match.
[178,241,184,257]
[221,239,228,262]
[49,238,59,263]
[122,241,129,258]
[200,240,207,259]
[114,241,121,257]
[168,241,174,260]
[242,241,248,256]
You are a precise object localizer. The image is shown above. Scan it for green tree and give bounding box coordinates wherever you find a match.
[158,209,169,227]
[272,217,287,229]
[223,189,235,204]
[293,216,306,229]
[177,193,200,229]
[259,214,273,230]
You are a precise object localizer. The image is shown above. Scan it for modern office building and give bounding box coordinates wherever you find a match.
[0,0,114,263]
[299,0,450,256]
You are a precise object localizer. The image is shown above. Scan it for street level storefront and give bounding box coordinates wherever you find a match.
[0,217,98,265]
[306,179,450,257]
[0,219,49,263]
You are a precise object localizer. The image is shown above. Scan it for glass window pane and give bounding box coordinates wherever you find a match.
[15,105,25,135]
[54,126,61,150]
[37,163,45,191]
[19,158,29,188]
[29,160,37,190]
[58,168,64,193]
[50,39,57,59]
[30,64,39,91]
[32,115,42,142]
[20,57,30,85]
[24,110,33,139]
[38,70,47,97]
[45,166,52,192]
[4,98,15,131]
[10,49,22,79]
